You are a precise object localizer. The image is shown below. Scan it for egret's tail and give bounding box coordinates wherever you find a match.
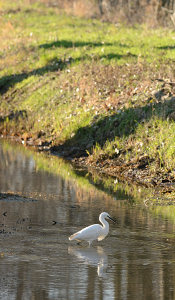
[69,232,78,241]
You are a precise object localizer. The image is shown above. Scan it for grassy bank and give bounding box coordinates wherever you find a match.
[0,0,175,190]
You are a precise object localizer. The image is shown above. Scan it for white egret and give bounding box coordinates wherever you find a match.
[69,212,116,246]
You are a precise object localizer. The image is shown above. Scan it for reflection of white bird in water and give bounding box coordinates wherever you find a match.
[68,246,108,277]
[69,212,116,247]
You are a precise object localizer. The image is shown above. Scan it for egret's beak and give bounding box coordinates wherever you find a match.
[108,216,116,223]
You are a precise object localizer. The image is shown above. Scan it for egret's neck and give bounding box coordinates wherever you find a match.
[99,216,109,229]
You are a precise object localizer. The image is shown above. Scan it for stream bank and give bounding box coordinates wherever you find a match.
[1,1,175,196]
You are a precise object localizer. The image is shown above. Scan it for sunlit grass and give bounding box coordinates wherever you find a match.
[134,117,175,170]
[1,1,175,75]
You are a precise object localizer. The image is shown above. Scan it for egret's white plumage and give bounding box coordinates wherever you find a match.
[69,212,115,246]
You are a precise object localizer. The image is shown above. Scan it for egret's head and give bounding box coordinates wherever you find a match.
[100,212,116,223]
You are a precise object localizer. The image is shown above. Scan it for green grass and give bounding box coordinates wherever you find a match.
[134,117,175,169]
[1,1,175,75]
[0,0,175,182]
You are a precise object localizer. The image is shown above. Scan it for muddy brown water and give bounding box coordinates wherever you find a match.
[0,140,175,300]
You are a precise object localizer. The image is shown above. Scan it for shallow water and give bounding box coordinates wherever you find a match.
[0,140,175,300]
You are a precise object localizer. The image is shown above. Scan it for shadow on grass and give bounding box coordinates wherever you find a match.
[39,40,129,49]
[0,110,27,123]
[0,57,69,95]
[51,95,175,157]
[0,50,137,95]
[100,52,137,60]
[0,55,86,95]
[157,46,175,50]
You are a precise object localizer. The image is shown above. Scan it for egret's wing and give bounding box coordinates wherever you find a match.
[69,224,102,241]
[79,224,102,240]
